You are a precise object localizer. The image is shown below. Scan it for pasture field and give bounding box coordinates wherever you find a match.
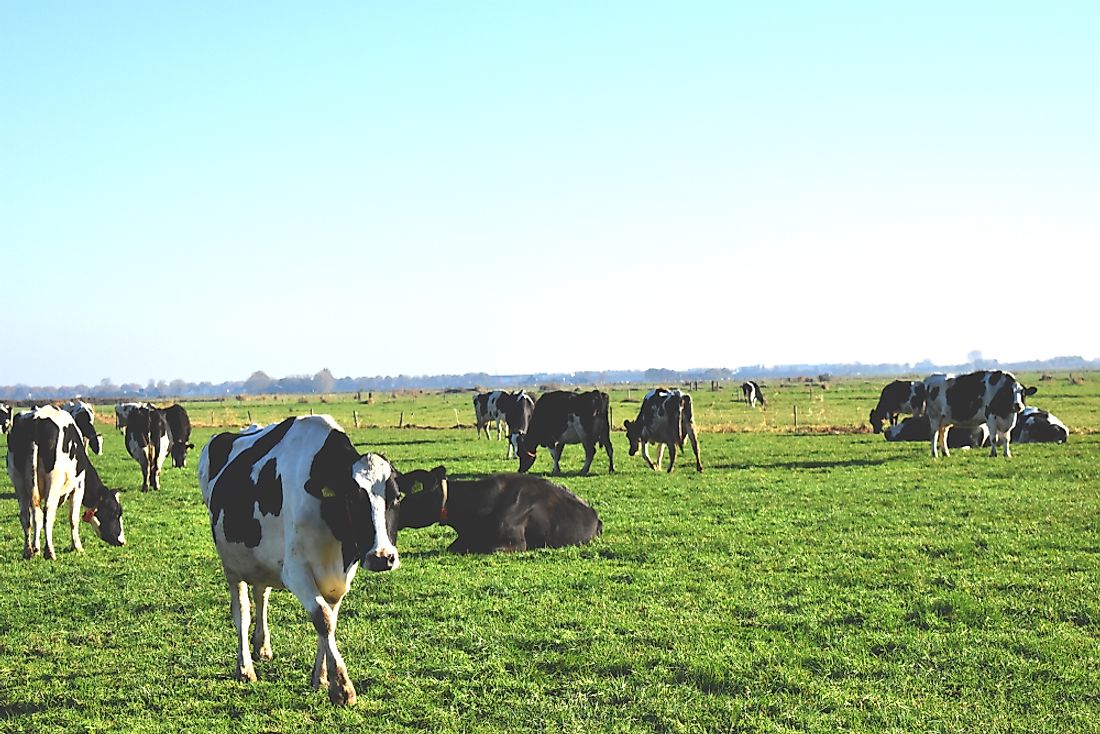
[1,376,1098,733]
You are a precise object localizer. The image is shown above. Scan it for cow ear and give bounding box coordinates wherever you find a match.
[432,465,448,481]
[187,442,195,449]
[622,420,631,430]
[1024,386,1037,396]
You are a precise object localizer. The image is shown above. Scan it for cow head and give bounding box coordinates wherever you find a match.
[869,408,887,434]
[353,454,404,572]
[169,440,195,468]
[0,405,11,434]
[82,482,126,547]
[516,434,538,473]
[396,465,449,528]
[623,419,644,455]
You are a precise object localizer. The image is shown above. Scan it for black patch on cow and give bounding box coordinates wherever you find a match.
[988,371,1002,385]
[946,372,986,422]
[34,418,64,474]
[987,380,1016,419]
[305,429,384,569]
[207,418,297,548]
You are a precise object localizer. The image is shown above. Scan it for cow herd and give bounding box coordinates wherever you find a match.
[0,370,1070,706]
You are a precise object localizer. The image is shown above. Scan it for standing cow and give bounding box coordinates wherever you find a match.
[162,404,194,468]
[0,403,12,433]
[517,390,615,475]
[623,388,702,473]
[199,415,404,706]
[502,390,535,459]
[869,380,928,433]
[925,370,1036,458]
[741,381,767,408]
[473,390,509,440]
[61,400,103,455]
[115,401,155,433]
[125,406,171,492]
[6,406,125,559]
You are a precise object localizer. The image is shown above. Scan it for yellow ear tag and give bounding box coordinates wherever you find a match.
[322,486,337,498]
[411,480,422,493]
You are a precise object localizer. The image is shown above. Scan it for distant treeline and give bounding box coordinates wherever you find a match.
[2,357,1097,402]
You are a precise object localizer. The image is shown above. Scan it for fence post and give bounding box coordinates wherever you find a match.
[353,411,359,429]
[793,404,799,431]
[399,411,404,428]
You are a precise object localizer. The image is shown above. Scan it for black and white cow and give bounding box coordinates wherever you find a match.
[473,390,510,440]
[198,415,404,706]
[125,406,171,492]
[623,388,702,473]
[61,400,102,455]
[6,406,125,559]
[502,390,536,459]
[1010,407,1069,444]
[869,380,928,433]
[883,415,989,449]
[741,381,766,408]
[162,404,194,468]
[925,370,1037,458]
[0,403,12,434]
[517,390,615,475]
[115,401,155,433]
[398,466,602,553]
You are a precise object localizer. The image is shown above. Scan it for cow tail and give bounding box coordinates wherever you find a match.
[30,435,42,509]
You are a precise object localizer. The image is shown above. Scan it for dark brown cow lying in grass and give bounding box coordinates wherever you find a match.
[398,467,601,553]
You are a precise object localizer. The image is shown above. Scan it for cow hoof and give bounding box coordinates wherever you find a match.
[236,666,257,683]
[255,645,273,661]
[43,549,56,560]
[329,683,356,707]
[22,547,36,559]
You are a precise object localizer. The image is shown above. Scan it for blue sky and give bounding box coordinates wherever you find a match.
[3,2,1095,386]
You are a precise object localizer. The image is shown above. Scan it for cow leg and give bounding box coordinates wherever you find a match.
[640,443,657,470]
[686,429,703,472]
[229,580,257,682]
[666,442,677,473]
[654,444,665,471]
[549,444,564,475]
[604,437,615,473]
[311,602,355,706]
[580,442,596,475]
[66,490,85,552]
[251,585,273,660]
[42,496,61,560]
[18,497,37,558]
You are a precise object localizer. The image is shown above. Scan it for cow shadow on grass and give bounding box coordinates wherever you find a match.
[711,457,899,471]
[354,439,437,448]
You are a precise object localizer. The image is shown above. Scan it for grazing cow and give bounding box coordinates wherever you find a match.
[162,404,194,468]
[883,415,989,449]
[115,401,155,433]
[125,406,171,492]
[623,388,702,473]
[61,400,102,455]
[517,390,614,475]
[1011,407,1069,444]
[473,390,509,440]
[741,381,766,408]
[925,370,1037,458]
[398,466,602,553]
[869,380,928,433]
[6,406,125,559]
[198,415,404,706]
[0,403,12,433]
[502,390,536,459]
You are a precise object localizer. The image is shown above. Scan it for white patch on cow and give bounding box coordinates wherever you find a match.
[353,453,399,571]
[558,414,587,445]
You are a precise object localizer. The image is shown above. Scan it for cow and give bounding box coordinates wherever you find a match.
[623,388,702,473]
[162,404,194,468]
[1011,407,1069,444]
[472,390,509,440]
[502,390,535,459]
[869,380,928,433]
[925,370,1037,458]
[61,400,102,455]
[115,401,155,433]
[198,415,404,706]
[398,466,601,553]
[125,406,171,492]
[741,381,766,408]
[6,406,125,559]
[0,403,12,433]
[517,390,614,475]
[883,415,989,449]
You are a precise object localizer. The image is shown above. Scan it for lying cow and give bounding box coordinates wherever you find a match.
[884,415,989,449]
[61,400,102,455]
[869,380,927,433]
[623,388,702,472]
[517,390,615,475]
[125,406,171,492]
[741,381,766,408]
[1011,407,1069,444]
[925,370,1036,458]
[199,415,403,706]
[6,406,125,559]
[162,403,194,467]
[398,466,601,553]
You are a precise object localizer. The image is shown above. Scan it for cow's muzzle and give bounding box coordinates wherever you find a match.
[365,548,399,572]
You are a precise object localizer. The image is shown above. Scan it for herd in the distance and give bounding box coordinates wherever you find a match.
[0,369,1069,705]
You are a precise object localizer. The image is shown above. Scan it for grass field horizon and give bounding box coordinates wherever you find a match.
[1,375,1097,732]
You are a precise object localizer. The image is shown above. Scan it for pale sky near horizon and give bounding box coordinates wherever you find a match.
[3,2,1096,386]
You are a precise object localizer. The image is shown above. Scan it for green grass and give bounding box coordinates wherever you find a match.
[1,377,1098,733]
